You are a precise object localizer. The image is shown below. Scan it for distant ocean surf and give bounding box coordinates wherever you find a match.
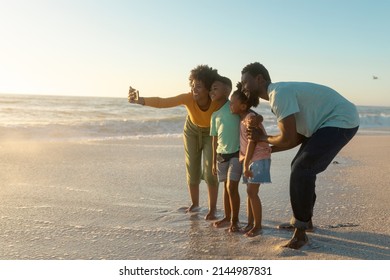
[0,94,389,141]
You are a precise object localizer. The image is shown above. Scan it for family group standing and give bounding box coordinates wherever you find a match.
[128,62,359,250]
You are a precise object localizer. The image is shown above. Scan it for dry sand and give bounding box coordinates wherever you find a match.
[0,135,389,260]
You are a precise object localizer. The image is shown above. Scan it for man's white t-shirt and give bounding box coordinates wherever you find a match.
[268,82,360,137]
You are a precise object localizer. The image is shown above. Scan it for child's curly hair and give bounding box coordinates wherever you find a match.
[232,82,259,108]
[188,65,219,90]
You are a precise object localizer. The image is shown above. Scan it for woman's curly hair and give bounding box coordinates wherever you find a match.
[188,65,219,90]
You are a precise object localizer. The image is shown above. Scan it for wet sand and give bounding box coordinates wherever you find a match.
[0,135,389,260]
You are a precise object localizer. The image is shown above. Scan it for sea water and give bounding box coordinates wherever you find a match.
[0,93,389,141]
[1,93,389,260]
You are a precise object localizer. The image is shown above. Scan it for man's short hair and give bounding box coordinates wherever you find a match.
[241,62,271,83]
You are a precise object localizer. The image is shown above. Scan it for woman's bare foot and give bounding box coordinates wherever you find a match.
[213,217,230,228]
[244,226,262,237]
[186,204,199,213]
[228,222,240,233]
[282,228,308,249]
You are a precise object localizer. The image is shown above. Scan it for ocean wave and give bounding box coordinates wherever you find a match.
[0,118,186,141]
[0,94,389,140]
[358,112,390,128]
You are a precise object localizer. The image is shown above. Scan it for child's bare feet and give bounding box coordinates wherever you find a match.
[228,222,240,233]
[244,226,262,237]
[241,223,254,233]
[213,217,230,228]
[205,210,217,220]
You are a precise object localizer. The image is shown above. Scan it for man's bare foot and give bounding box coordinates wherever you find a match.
[228,222,240,233]
[186,204,199,213]
[213,217,230,228]
[205,210,217,220]
[277,220,314,232]
[244,226,262,237]
[282,228,308,249]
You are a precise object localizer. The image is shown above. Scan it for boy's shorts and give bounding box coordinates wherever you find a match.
[217,157,242,182]
[243,158,271,184]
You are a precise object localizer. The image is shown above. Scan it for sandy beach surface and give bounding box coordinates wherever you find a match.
[0,134,389,260]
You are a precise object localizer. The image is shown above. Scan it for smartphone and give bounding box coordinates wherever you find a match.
[133,90,139,101]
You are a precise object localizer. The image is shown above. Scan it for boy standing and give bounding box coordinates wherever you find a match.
[210,75,242,232]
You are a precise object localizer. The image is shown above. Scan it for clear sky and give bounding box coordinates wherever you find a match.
[0,0,389,106]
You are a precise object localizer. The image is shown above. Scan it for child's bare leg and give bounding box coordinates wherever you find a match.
[205,183,218,220]
[245,183,262,237]
[227,180,240,232]
[186,183,199,212]
[242,197,254,233]
[214,182,231,227]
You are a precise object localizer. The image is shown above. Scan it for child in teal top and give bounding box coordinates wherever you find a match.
[210,75,242,232]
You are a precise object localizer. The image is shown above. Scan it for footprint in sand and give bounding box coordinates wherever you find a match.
[326,223,359,229]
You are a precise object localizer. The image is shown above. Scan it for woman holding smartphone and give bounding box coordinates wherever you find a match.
[128,65,220,220]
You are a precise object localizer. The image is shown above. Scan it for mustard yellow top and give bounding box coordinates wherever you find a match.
[144,93,219,128]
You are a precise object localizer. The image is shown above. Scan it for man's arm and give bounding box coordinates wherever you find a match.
[248,114,303,150]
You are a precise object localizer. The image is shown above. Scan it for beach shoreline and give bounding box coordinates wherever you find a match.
[0,134,389,260]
